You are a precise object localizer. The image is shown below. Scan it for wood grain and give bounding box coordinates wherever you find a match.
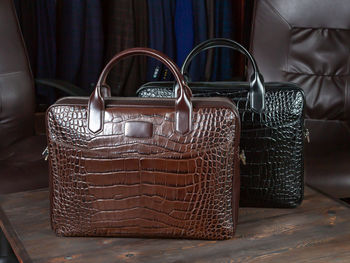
[0,187,350,263]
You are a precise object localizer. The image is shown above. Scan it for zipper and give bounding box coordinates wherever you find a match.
[42,146,49,161]
[304,128,310,143]
[239,150,247,165]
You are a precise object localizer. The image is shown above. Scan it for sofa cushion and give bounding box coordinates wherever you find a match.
[0,135,48,194]
[305,120,350,198]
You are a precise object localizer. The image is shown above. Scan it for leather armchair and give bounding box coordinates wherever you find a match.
[249,0,350,198]
[0,0,87,195]
[0,1,88,261]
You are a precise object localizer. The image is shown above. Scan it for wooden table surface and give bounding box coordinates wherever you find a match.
[0,187,350,263]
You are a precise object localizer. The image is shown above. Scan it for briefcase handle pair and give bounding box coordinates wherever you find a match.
[88,40,265,134]
[181,38,265,113]
[88,48,193,135]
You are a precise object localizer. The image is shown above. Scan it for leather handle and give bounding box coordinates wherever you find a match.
[181,38,265,113]
[88,47,192,134]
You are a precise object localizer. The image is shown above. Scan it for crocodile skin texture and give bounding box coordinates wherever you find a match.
[138,83,305,208]
[47,100,240,239]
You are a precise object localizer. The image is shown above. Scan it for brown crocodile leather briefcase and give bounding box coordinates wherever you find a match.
[46,48,241,240]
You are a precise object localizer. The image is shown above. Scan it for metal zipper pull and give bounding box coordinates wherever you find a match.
[304,128,310,143]
[239,150,247,165]
[42,146,49,161]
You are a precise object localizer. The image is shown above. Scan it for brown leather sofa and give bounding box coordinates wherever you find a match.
[0,0,48,194]
[0,0,87,195]
[249,0,350,198]
[0,1,45,260]
[0,1,88,261]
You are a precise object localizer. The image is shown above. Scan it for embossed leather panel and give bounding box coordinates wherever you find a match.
[138,82,305,208]
[47,98,240,239]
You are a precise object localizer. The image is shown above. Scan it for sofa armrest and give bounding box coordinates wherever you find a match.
[35,78,89,96]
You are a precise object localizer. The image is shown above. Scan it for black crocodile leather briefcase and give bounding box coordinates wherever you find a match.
[137,39,306,208]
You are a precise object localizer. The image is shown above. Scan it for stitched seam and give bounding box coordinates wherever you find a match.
[286,27,292,76]
[0,80,2,114]
[265,1,293,75]
[0,71,24,77]
[287,26,350,81]
[345,51,350,120]
[249,0,258,68]
[292,26,350,31]
[281,70,350,78]
[0,71,24,114]
[265,1,292,29]
[345,78,348,120]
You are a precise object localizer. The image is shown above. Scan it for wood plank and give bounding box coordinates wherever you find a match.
[0,187,349,263]
[0,208,32,263]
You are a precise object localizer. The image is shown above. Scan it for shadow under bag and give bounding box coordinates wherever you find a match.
[46,48,241,239]
[137,39,306,208]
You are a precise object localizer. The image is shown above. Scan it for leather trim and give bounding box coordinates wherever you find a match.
[88,84,104,133]
[54,97,237,113]
[125,121,153,138]
[137,81,304,96]
[180,38,265,112]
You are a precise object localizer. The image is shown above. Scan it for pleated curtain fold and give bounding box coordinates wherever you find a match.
[13,0,249,100]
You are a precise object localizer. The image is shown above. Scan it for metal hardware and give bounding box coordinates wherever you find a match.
[239,150,246,165]
[304,128,310,143]
[42,147,49,161]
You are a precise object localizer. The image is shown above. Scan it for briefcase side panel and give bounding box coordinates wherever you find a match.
[46,103,240,239]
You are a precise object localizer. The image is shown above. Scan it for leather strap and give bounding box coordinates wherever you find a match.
[181,38,265,113]
[88,48,192,134]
